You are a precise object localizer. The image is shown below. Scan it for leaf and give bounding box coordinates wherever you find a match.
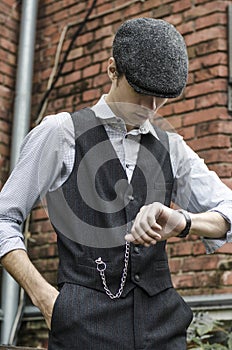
[196,323,214,337]
[228,332,232,350]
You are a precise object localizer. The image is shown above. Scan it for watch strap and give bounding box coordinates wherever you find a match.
[177,209,191,238]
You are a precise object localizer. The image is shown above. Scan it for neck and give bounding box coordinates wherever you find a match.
[105,94,145,132]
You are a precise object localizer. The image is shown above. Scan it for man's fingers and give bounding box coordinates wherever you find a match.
[125,223,162,245]
[125,232,159,245]
[124,203,165,246]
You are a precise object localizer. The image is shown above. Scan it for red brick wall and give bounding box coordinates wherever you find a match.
[0,0,232,347]
[0,0,20,188]
[30,0,232,297]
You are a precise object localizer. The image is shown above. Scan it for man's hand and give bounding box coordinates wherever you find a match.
[125,202,186,246]
[1,249,59,330]
[125,202,230,246]
[37,284,59,330]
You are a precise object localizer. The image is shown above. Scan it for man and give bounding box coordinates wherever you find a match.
[0,17,232,349]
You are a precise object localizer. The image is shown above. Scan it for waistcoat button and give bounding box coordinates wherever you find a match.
[128,195,134,201]
[134,274,140,282]
[134,246,140,254]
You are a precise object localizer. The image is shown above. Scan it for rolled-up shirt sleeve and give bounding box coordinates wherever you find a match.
[0,112,74,258]
[169,132,232,253]
[204,200,232,253]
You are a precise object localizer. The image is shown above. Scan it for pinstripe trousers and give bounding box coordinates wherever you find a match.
[48,283,193,350]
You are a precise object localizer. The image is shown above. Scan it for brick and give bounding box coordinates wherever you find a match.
[178,125,195,140]
[34,258,59,272]
[67,47,84,60]
[86,18,102,32]
[52,97,66,111]
[192,241,206,255]
[196,120,232,137]
[172,0,192,13]
[217,243,232,254]
[102,82,111,94]
[194,271,219,287]
[0,131,9,145]
[82,88,101,102]
[159,103,174,117]
[169,258,182,273]
[168,241,193,257]
[172,274,195,288]
[0,120,10,133]
[208,164,232,178]
[151,4,171,18]
[63,70,81,85]
[83,63,100,78]
[195,66,228,83]
[195,38,227,56]
[102,36,114,49]
[123,2,143,18]
[61,61,74,74]
[31,207,48,221]
[30,221,54,234]
[29,244,58,260]
[190,52,227,72]
[162,115,182,130]
[93,50,109,63]
[96,2,116,15]
[185,79,227,98]
[185,26,226,47]
[84,40,103,55]
[184,1,228,21]
[182,255,219,272]
[0,144,10,157]
[195,12,227,30]
[188,134,231,151]
[195,92,227,109]
[199,148,232,164]
[103,9,126,25]
[75,55,92,70]
[77,32,94,46]
[164,13,183,26]
[95,25,113,40]
[176,20,194,35]
[173,98,195,114]
[93,73,109,87]
[183,107,228,126]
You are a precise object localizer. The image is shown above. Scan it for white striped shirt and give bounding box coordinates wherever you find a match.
[0,95,231,256]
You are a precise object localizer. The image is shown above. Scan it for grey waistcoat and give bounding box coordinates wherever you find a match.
[46,108,174,297]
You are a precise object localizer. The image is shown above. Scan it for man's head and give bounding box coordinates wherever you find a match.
[112,17,188,99]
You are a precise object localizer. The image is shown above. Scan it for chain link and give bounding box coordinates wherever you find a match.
[95,241,130,299]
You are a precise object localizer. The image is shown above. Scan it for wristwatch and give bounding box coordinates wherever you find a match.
[177,209,192,238]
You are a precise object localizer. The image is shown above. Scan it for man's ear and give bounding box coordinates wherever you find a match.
[107,57,118,81]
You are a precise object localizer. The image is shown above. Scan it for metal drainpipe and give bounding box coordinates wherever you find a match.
[1,0,39,344]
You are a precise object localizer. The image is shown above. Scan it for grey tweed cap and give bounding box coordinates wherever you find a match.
[112,17,188,98]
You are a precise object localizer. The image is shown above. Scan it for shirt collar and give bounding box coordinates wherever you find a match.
[91,95,159,140]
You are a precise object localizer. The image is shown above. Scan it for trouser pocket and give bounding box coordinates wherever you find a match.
[50,283,67,333]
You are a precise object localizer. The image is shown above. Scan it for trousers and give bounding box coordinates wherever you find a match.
[48,283,193,350]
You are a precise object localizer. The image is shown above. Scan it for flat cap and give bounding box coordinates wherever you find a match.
[112,17,188,98]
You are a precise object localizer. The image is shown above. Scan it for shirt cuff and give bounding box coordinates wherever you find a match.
[0,237,26,259]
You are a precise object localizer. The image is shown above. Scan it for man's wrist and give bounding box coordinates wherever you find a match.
[176,209,192,238]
